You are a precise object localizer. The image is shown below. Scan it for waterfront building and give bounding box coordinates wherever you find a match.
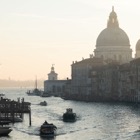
[118,63,132,101]
[70,57,103,100]
[95,62,119,101]
[129,58,140,102]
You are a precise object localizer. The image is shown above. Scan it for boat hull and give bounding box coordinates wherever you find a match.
[63,118,76,122]
[63,113,76,122]
[40,123,57,137]
[40,132,56,137]
[0,127,12,136]
[63,108,77,122]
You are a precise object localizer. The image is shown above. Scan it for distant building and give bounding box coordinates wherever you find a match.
[44,65,67,96]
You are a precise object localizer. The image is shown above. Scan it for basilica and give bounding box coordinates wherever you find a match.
[44,7,140,102]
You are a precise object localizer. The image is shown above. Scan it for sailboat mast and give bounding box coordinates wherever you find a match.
[35,76,37,89]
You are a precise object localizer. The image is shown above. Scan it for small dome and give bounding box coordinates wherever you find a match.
[136,39,140,51]
[96,27,130,46]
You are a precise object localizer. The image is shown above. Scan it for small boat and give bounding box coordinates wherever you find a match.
[26,77,42,96]
[40,121,57,137]
[0,127,12,136]
[41,92,51,97]
[40,101,47,106]
[26,88,42,96]
[0,121,12,136]
[63,108,76,122]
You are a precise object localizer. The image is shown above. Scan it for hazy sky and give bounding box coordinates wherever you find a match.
[0,0,140,80]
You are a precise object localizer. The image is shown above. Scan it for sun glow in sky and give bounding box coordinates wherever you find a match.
[0,0,140,80]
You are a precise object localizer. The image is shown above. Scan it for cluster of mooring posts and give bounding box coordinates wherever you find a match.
[0,97,32,126]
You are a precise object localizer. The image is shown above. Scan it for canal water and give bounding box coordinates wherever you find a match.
[0,88,140,140]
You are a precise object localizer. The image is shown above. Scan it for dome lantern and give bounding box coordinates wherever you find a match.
[107,6,119,28]
[51,64,55,72]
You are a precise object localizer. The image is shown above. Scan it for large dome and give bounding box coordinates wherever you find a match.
[96,7,130,47]
[96,27,130,46]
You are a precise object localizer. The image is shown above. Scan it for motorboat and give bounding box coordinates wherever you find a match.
[0,121,12,136]
[27,88,42,96]
[26,77,42,96]
[0,127,12,136]
[41,92,51,97]
[63,108,76,122]
[39,101,47,106]
[40,121,57,137]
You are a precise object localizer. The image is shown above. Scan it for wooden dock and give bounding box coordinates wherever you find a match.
[0,97,32,126]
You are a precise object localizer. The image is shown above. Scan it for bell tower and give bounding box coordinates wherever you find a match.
[48,64,58,80]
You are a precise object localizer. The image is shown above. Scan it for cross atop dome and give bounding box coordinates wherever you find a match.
[112,6,114,12]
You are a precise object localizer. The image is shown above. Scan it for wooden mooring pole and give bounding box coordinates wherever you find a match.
[29,108,31,126]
